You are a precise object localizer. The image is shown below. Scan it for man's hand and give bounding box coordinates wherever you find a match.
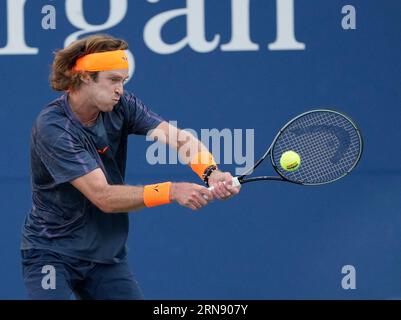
[170,182,213,210]
[207,170,240,200]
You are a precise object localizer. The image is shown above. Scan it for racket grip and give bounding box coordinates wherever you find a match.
[207,177,241,191]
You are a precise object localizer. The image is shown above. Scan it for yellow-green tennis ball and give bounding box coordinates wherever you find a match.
[280,151,301,172]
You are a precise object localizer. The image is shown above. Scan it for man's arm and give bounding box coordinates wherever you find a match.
[71,168,212,213]
[71,168,145,213]
[148,121,205,160]
[149,121,240,200]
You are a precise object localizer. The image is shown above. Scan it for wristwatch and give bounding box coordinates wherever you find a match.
[202,165,218,187]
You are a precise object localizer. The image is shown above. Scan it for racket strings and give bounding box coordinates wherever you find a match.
[272,111,362,184]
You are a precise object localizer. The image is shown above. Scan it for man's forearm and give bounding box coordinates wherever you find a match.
[100,184,145,213]
[176,129,209,164]
[150,122,209,165]
[71,168,172,213]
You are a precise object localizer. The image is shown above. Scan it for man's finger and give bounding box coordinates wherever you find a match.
[214,182,227,199]
[200,189,213,201]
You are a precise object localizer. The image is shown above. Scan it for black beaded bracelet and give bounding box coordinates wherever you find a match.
[202,165,218,187]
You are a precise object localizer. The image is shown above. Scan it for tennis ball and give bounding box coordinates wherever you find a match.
[280,151,301,172]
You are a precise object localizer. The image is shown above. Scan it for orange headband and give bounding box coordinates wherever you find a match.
[73,50,129,72]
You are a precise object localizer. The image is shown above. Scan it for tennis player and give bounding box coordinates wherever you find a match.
[21,34,240,300]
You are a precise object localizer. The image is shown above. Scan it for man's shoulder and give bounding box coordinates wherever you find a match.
[113,90,139,117]
[118,90,150,114]
[36,95,66,120]
[122,90,136,99]
[119,90,137,105]
[33,96,71,137]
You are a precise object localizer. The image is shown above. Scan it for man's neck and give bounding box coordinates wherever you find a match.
[68,91,100,127]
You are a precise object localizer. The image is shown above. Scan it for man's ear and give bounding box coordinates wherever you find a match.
[80,72,91,84]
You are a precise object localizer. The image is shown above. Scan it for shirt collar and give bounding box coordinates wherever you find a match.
[61,94,84,127]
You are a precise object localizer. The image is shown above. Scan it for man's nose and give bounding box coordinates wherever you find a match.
[115,84,123,95]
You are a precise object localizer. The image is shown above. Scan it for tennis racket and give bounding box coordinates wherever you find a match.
[210,109,363,189]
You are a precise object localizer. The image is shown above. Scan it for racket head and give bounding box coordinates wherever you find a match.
[270,109,363,185]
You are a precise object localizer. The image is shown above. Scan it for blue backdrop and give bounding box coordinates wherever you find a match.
[0,0,400,299]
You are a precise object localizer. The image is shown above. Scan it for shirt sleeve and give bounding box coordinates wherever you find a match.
[122,92,164,135]
[33,120,99,185]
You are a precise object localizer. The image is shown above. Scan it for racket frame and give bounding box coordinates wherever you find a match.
[237,109,363,186]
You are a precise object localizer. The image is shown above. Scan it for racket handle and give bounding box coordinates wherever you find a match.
[207,177,241,191]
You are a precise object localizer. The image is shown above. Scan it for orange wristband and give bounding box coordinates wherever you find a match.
[143,182,172,207]
[189,151,217,180]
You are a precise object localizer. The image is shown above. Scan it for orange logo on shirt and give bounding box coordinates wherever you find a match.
[97,146,109,154]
